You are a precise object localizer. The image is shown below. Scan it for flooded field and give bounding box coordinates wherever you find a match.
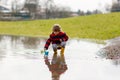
[0,35,120,80]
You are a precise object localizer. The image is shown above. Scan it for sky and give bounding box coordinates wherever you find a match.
[54,0,113,12]
[1,0,113,12]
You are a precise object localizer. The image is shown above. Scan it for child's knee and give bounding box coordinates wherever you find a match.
[61,42,66,47]
[52,44,57,50]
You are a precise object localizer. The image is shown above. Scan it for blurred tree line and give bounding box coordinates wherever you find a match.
[111,0,120,12]
[0,0,106,20]
[9,0,72,19]
[0,0,120,20]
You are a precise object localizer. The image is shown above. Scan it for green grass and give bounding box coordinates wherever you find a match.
[0,12,120,40]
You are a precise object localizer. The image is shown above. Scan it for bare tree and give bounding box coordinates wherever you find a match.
[111,0,120,12]
[57,6,71,18]
[24,0,39,19]
[44,0,55,19]
[43,0,72,19]
[11,0,18,13]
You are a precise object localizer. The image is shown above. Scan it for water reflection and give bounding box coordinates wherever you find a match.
[22,37,40,49]
[97,37,120,65]
[112,59,120,65]
[10,36,41,49]
[44,54,67,80]
[0,49,6,60]
[0,35,46,61]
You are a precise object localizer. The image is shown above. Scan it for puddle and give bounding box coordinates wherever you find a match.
[0,35,120,80]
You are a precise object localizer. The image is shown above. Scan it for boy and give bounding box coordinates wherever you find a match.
[44,24,69,55]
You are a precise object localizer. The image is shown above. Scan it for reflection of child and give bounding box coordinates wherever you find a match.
[44,24,69,55]
[44,54,67,80]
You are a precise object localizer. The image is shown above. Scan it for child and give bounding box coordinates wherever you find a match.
[44,24,69,55]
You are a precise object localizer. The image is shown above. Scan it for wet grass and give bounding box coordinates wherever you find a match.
[0,12,120,40]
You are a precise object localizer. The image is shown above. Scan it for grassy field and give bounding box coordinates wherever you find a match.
[0,12,120,40]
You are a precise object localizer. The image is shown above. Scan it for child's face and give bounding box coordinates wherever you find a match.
[54,31,59,35]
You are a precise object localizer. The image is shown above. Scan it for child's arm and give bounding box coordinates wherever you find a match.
[44,35,52,50]
[62,33,69,42]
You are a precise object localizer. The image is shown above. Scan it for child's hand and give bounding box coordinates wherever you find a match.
[60,38,66,42]
[63,38,66,41]
[41,50,44,54]
[44,48,47,52]
[60,39,62,42]
[41,48,47,54]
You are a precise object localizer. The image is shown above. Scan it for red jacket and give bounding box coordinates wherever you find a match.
[44,31,69,49]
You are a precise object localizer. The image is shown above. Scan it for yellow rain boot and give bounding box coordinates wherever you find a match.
[61,47,65,55]
[54,50,57,55]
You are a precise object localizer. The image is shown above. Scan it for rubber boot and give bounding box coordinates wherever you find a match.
[61,47,65,55]
[54,50,57,55]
